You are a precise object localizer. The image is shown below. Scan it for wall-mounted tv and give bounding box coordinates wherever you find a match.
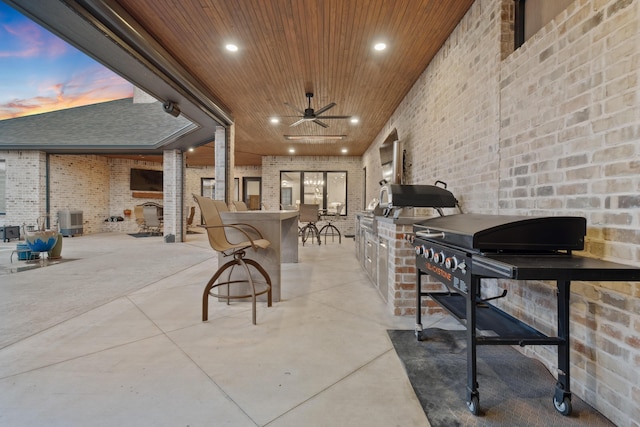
[130,168,163,192]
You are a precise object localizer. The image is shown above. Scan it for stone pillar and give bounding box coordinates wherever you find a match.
[214,124,234,203]
[163,149,185,243]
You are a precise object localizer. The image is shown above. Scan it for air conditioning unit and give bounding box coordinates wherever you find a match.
[58,210,83,237]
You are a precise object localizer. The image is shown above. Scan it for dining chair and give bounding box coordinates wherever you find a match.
[134,205,147,233]
[193,194,272,325]
[143,205,162,235]
[186,206,196,232]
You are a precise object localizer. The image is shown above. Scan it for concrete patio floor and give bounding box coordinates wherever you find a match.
[0,231,460,426]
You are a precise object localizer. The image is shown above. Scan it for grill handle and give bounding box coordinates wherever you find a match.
[415,231,445,239]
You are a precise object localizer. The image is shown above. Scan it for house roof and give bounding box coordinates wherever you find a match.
[0,98,195,153]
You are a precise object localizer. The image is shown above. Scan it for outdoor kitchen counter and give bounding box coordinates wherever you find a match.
[355,212,434,314]
[220,210,299,302]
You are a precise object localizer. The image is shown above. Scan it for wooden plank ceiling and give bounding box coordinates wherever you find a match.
[115,0,474,166]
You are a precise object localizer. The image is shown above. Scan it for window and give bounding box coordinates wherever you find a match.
[243,177,262,210]
[280,171,347,215]
[514,0,573,49]
[201,178,215,198]
[0,160,5,214]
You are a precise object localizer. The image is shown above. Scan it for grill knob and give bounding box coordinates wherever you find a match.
[433,251,445,264]
[458,261,467,274]
[415,245,424,255]
[445,256,458,270]
[426,248,435,259]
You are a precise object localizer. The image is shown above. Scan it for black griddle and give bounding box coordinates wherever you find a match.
[410,213,640,417]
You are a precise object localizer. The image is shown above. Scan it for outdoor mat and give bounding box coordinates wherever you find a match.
[388,328,615,427]
[127,233,161,238]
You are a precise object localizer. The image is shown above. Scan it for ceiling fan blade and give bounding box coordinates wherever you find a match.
[314,102,336,116]
[313,119,329,128]
[284,102,305,115]
[316,115,351,119]
[289,118,307,127]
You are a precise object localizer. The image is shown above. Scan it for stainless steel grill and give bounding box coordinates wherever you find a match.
[379,182,460,218]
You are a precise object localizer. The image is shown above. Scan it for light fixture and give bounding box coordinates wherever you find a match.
[188,147,194,152]
[350,117,359,124]
[288,148,295,153]
[374,42,387,51]
[284,135,346,141]
[162,101,180,117]
[225,43,238,52]
[270,117,280,124]
[341,148,348,154]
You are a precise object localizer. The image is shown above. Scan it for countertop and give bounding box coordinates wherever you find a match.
[356,211,431,225]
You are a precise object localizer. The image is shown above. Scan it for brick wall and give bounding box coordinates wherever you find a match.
[234,165,262,203]
[49,154,111,234]
[185,164,215,226]
[0,151,216,236]
[0,151,47,229]
[362,0,640,424]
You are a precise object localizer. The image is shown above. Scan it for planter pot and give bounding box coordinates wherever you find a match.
[48,233,64,259]
[25,229,59,254]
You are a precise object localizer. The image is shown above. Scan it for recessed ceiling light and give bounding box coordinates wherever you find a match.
[188,147,194,152]
[288,148,295,153]
[270,117,280,124]
[341,148,348,154]
[350,117,359,124]
[374,42,387,51]
[225,44,239,52]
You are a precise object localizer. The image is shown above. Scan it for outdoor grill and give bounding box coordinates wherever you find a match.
[378,181,460,218]
[410,213,640,416]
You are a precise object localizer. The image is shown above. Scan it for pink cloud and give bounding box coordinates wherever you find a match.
[0,77,133,120]
[0,21,67,58]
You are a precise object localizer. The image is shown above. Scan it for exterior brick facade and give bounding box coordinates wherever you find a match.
[361,1,640,424]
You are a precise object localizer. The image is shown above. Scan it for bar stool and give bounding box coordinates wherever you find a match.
[298,204,321,245]
[319,203,343,244]
[193,194,272,325]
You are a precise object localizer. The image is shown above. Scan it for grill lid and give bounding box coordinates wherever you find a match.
[381,184,459,208]
[414,214,586,252]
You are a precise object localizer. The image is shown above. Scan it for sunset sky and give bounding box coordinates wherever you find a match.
[0,2,133,121]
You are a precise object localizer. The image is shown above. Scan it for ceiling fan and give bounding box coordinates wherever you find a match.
[284,92,351,128]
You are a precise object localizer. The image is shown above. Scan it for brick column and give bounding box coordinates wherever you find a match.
[163,149,184,243]
[214,124,234,202]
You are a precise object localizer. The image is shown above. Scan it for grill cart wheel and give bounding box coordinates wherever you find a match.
[553,395,572,416]
[467,395,479,415]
